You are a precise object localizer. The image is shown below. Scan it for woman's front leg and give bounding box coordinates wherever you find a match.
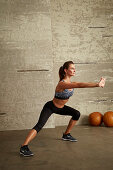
[64,118,77,134]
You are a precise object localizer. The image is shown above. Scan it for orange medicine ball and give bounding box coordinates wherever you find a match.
[103,111,113,127]
[89,112,103,126]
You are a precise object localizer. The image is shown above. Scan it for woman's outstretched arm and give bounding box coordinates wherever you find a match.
[59,77,106,89]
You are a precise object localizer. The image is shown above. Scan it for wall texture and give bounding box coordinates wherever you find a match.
[0,0,113,131]
[0,0,55,131]
[51,0,113,126]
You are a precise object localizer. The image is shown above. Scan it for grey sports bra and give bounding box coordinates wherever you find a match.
[54,80,74,100]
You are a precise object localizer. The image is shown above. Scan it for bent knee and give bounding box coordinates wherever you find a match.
[72,110,81,120]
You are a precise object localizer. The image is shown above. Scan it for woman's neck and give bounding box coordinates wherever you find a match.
[63,76,71,82]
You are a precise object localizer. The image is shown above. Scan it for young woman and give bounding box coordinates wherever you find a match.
[20,61,106,156]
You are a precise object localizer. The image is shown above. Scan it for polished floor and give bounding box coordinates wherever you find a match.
[0,125,113,170]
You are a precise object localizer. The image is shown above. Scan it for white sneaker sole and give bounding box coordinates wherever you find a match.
[20,152,34,156]
[62,138,77,142]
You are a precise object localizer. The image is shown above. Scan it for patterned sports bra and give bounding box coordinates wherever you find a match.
[54,80,74,100]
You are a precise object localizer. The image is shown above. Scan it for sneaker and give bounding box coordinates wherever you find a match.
[62,133,77,142]
[20,145,34,156]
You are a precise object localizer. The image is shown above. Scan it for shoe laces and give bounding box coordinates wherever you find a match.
[68,134,74,138]
[67,133,71,136]
[23,145,30,151]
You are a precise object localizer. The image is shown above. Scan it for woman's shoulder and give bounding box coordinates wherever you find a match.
[57,79,65,86]
[57,79,75,90]
[55,80,65,92]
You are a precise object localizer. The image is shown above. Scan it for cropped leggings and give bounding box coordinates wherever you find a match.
[32,100,80,133]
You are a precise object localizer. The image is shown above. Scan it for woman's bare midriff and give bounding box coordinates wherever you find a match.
[52,97,68,108]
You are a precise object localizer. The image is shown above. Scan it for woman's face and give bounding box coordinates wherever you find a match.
[65,64,76,76]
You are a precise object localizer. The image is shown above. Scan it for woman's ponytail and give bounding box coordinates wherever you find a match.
[59,66,65,81]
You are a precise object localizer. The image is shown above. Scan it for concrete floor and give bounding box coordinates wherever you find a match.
[0,125,113,170]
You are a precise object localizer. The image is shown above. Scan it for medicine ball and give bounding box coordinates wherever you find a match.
[89,112,103,126]
[103,111,113,127]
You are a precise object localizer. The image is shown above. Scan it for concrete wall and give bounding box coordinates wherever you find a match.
[51,0,113,126]
[0,0,113,131]
[0,0,55,131]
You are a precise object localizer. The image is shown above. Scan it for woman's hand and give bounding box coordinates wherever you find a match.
[98,77,106,88]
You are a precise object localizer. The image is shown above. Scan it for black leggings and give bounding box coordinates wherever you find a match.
[32,100,80,133]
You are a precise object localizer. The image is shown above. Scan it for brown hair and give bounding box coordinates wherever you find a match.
[59,61,74,81]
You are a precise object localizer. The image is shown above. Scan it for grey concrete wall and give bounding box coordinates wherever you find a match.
[0,0,55,131]
[51,0,113,126]
[0,0,113,131]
